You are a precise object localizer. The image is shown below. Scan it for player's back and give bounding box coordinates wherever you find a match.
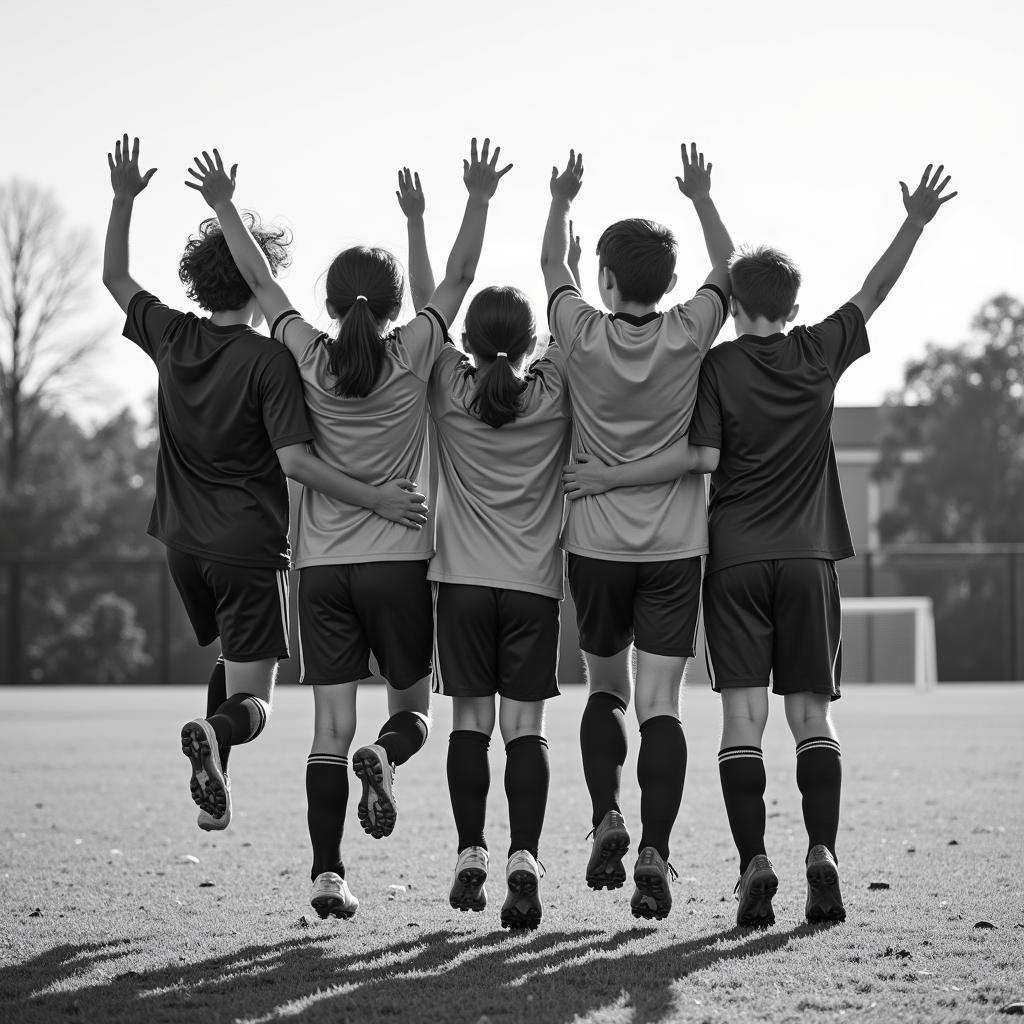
[548,284,726,560]
[428,343,571,599]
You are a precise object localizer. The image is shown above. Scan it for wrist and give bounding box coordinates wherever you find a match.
[904,216,927,232]
[465,195,491,210]
[111,194,135,208]
[690,194,714,210]
[549,195,573,211]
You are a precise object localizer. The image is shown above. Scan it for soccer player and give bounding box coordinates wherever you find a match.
[540,144,734,920]
[397,172,583,929]
[102,136,426,836]
[186,140,510,920]
[685,164,958,927]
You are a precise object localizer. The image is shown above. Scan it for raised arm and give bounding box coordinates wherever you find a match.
[427,138,512,325]
[562,437,706,500]
[396,168,436,310]
[276,444,428,529]
[102,135,157,313]
[676,142,733,294]
[849,164,957,322]
[185,150,294,326]
[540,150,584,295]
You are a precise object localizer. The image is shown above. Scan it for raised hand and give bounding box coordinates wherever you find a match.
[396,168,426,218]
[676,142,713,202]
[900,164,957,227]
[373,480,429,528]
[463,138,513,201]
[568,219,582,272]
[550,150,584,202]
[184,149,237,210]
[107,135,157,200]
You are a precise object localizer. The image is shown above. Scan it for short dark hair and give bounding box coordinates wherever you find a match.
[729,245,801,322]
[178,212,291,313]
[595,218,677,304]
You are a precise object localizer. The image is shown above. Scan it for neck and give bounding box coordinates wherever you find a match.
[611,298,659,317]
[209,308,254,328]
[735,313,786,338]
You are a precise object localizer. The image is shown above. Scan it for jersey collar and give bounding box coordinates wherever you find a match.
[609,310,662,326]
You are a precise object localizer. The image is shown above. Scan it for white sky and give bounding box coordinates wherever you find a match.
[3,0,1021,425]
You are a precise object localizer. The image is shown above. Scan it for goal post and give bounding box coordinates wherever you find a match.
[841,597,938,691]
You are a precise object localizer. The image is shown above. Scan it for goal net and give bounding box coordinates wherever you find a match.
[841,597,938,691]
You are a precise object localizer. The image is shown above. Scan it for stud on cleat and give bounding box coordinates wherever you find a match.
[805,844,846,923]
[501,850,542,931]
[449,846,488,912]
[630,846,676,921]
[734,853,778,928]
[181,719,228,822]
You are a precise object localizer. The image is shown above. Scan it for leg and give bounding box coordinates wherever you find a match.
[306,683,360,920]
[449,696,496,854]
[719,687,770,872]
[580,648,632,827]
[499,698,549,859]
[785,691,841,856]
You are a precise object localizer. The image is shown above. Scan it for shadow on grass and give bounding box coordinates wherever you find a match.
[4,920,839,1024]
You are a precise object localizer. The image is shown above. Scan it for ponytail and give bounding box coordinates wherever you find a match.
[324,247,405,399]
[464,286,536,429]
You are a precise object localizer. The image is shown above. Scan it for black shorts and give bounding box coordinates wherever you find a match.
[297,561,432,689]
[166,548,290,662]
[703,558,842,700]
[567,554,702,658]
[432,584,560,701]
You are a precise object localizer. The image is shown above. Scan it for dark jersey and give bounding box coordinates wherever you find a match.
[689,302,870,575]
[123,291,313,569]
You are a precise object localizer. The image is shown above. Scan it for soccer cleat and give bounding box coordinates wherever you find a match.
[449,846,489,912]
[352,743,397,838]
[733,853,778,928]
[310,872,359,920]
[630,846,676,921]
[181,719,229,822]
[805,844,846,923]
[197,773,231,831]
[501,850,542,930]
[585,810,631,890]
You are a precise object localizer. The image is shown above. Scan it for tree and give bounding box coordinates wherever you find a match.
[0,179,102,492]
[875,293,1024,544]
[874,294,1024,679]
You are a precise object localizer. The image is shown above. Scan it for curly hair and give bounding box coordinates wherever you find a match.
[178,212,292,313]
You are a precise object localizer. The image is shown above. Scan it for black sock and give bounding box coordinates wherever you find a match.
[306,754,349,881]
[376,711,428,768]
[637,715,687,860]
[447,730,490,852]
[204,657,229,769]
[796,736,842,860]
[718,746,767,872]
[505,735,549,859]
[580,691,628,829]
[208,692,269,754]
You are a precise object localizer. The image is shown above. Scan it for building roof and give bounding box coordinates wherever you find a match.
[833,407,882,448]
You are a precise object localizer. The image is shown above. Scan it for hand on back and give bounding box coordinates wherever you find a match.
[184,149,237,211]
[900,164,957,227]
[108,134,157,200]
[463,138,513,201]
[550,150,584,202]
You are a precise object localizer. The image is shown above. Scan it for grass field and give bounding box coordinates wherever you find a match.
[2,682,1022,1024]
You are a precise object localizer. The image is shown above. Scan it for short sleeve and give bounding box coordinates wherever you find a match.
[674,285,727,357]
[528,337,568,375]
[427,342,469,413]
[256,349,315,450]
[809,303,870,382]
[547,286,600,354]
[689,358,723,449]
[122,290,185,362]
[271,308,323,365]
[394,305,449,380]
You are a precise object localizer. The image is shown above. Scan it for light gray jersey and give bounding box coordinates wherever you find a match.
[548,284,726,561]
[427,342,571,598]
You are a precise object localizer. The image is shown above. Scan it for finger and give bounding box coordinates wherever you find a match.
[496,162,513,178]
[131,137,140,163]
[691,142,698,167]
[122,133,129,162]
[938,190,958,204]
[919,165,932,187]
[414,171,421,192]
[551,166,558,183]
[193,156,207,173]
[107,152,115,172]
[142,168,157,185]
[481,137,491,164]
[229,163,237,184]
[115,138,122,164]
[463,159,470,177]
[213,149,224,171]
[680,143,690,168]
[569,219,574,235]
[899,181,910,202]
[202,150,215,172]
[490,145,501,168]
[929,164,944,189]
[567,149,575,173]
[470,137,479,164]
[675,175,684,191]
[187,167,204,181]
[706,161,712,176]
[184,180,202,191]
[936,174,951,194]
